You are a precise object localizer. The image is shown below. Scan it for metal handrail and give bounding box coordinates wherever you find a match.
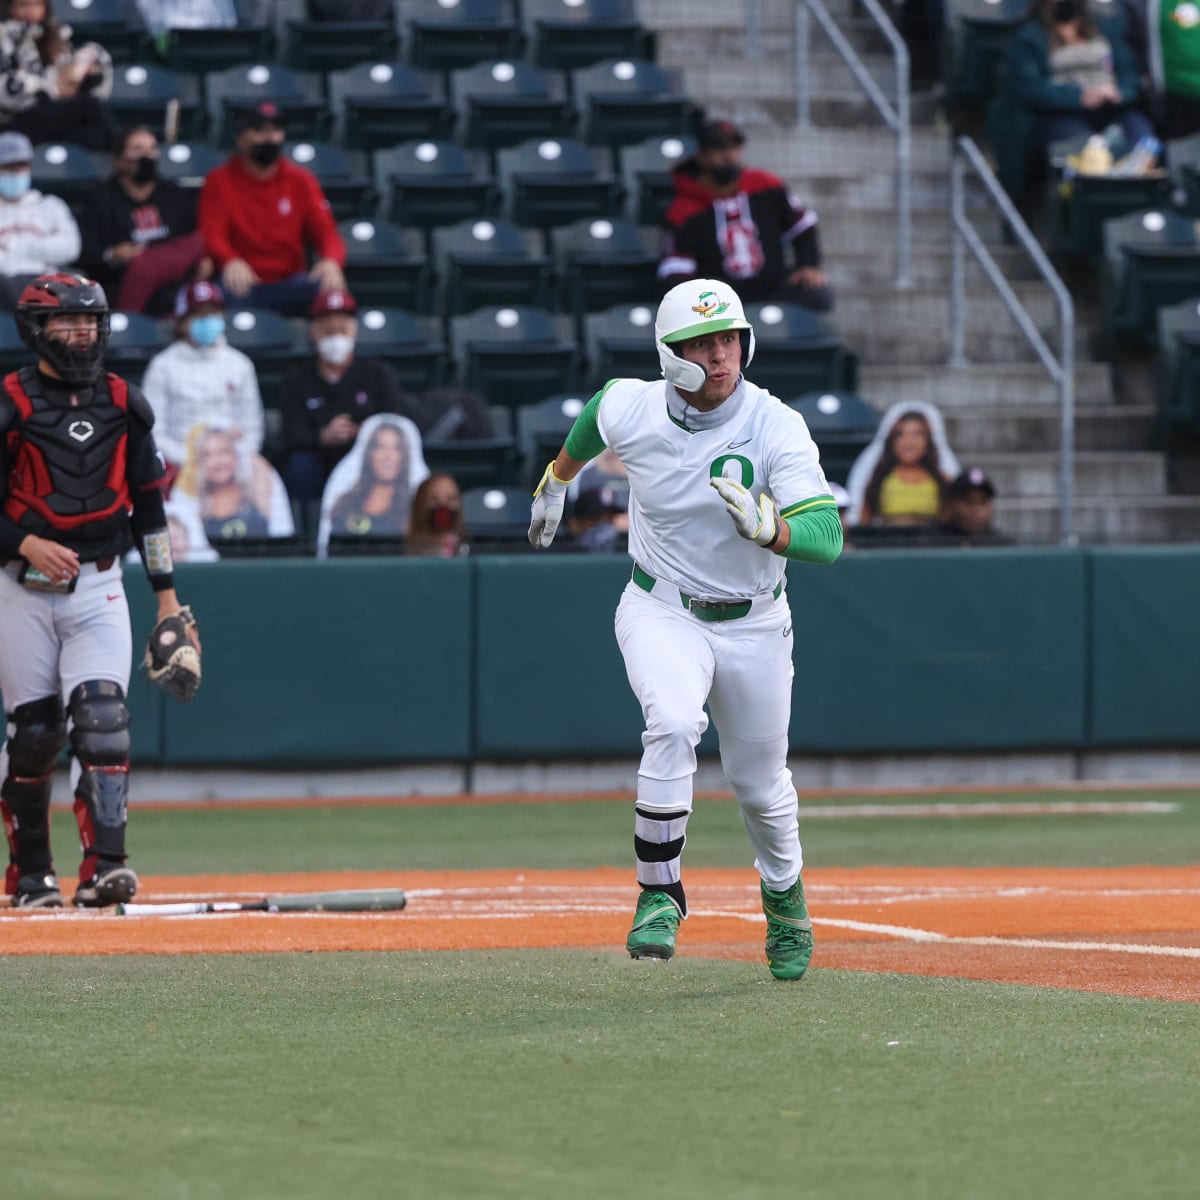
[794,0,911,288]
[950,136,1075,546]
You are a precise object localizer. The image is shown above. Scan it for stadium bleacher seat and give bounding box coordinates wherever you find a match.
[744,302,855,397]
[516,393,591,484]
[1167,133,1200,215]
[282,9,399,72]
[108,64,206,142]
[431,218,554,316]
[208,62,329,147]
[450,306,581,414]
[157,141,226,189]
[452,60,577,161]
[66,0,151,64]
[106,311,170,389]
[461,484,536,549]
[550,217,659,323]
[286,142,376,221]
[620,133,695,226]
[353,306,450,392]
[1155,297,1200,438]
[571,58,695,153]
[944,0,1028,117]
[31,143,105,222]
[164,4,275,73]
[224,306,303,408]
[375,140,500,232]
[328,62,454,150]
[339,219,434,311]
[404,0,524,72]
[1047,135,1173,264]
[582,303,657,385]
[786,391,880,487]
[523,0,655,71]
[496,137,623,230]
[421,435,520,490]
[1100,209,1200,349]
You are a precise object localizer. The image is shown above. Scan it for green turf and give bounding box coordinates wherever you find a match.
[48,788,1200,875]
[3,953,1195,1200]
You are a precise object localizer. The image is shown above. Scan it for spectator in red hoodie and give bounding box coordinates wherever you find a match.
[658,119,833,313]
[197,101,346,317]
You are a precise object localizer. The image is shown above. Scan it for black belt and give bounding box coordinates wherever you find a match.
[632,563,782,623]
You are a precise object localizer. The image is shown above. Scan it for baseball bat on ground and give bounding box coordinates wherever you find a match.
[115,888,407,916]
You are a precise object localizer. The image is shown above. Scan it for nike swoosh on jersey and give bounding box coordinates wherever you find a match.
[727,438,752,449]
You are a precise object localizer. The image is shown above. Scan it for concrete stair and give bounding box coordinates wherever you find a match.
[634,0,1187,543]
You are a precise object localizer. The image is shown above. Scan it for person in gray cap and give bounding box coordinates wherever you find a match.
[0,130,81,284]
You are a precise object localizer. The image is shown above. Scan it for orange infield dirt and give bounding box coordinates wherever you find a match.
[3,865,1198,1002]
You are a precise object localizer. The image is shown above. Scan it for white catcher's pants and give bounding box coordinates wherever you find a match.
[614,579,803,890]
[0,560,132,791]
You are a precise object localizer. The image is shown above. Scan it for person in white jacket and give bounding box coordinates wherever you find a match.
[0,130,80,277]
[141,278,265,468]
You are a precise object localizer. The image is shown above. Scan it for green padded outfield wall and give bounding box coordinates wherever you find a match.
[12,548,1199,767]
[1089,547,1200,745]
[158,558,472,765]
[786,548,1088,752]
[471,550,1088,760]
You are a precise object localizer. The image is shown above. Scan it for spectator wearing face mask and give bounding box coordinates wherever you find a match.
[657,119,833,312]
[0,129,80,282]
[79,126,208,314]
[279,286,416,506]
[141,280,265,469]
[198,101,346,317]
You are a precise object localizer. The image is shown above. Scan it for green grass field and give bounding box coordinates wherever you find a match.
[6,788,1200,1200]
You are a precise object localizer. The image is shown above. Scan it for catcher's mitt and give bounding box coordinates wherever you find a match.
[144,606,201,702]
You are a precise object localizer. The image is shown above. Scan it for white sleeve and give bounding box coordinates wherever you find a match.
[141,353,183,464]
[43,196,81,268]
[266,468,295,536]
[765,407,831,512]
[237,352,265,454]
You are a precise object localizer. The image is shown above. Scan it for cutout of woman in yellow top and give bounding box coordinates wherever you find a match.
[847,402,960,527]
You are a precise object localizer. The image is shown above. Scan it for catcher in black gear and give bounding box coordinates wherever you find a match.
[0,273,200,909]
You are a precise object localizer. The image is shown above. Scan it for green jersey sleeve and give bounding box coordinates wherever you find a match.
[778,500,842,564]
[563,381,617,462]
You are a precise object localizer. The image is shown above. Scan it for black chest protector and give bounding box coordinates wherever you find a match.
[2,367,132,532]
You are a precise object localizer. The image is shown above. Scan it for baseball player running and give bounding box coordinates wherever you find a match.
[0,273,198,908]
[528,279,842,980]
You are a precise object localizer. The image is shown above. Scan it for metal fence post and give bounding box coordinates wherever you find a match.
[949,153,966,367]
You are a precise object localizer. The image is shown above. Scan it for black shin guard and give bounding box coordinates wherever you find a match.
[3,695,67,892]
[68,682,131,873]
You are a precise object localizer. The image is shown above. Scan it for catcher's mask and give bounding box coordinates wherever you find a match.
[655,278,755,393]
[16,272,111,388]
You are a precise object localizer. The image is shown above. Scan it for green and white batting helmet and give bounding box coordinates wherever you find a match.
[654,278,755,392]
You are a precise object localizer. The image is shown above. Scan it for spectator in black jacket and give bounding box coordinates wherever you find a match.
[657,119,834,312]
[280,286,418,506]
[79,127,207,314]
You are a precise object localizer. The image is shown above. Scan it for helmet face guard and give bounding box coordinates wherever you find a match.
[16,273,111,387]
[654,279,755,393]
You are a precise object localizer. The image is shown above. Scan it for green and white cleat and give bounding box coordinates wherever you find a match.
[761,877,814,981]
[625,889,681,960]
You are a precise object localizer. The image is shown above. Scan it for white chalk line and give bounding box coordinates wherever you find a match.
[799,801,1180,819]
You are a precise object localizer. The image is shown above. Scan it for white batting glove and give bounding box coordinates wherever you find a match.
[710,476,779,547]
[529,461,569,548]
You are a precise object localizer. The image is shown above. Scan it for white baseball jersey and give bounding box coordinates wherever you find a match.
[594,377,829,601]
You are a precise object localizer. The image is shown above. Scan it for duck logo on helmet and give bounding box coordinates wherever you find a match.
[691,291,730,318]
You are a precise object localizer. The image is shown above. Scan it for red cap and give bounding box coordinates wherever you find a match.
[309,287,358,318]
[174,279,225,318]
